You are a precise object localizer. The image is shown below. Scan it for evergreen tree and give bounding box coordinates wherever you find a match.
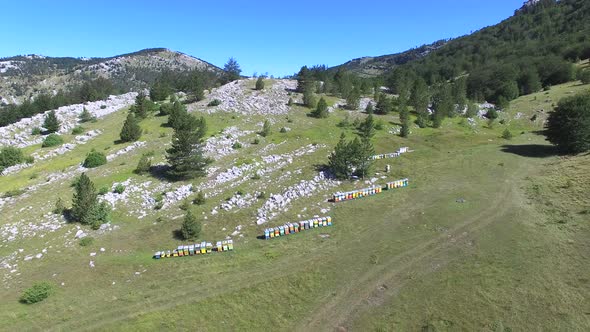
[255,77,265,90]
[354,137,374,179]
[328,134,352,180]
[545,93,590,154]
[311,97,329,118]
[43,111,60,133]
[365,102,374,114]
[181,210,201,240]
[375,94,392,115]
[411,78,430,119]
[296,66,313,93]
[134,154,152,174]
[302,89,317,109]
[223,57,242,83]
[166,115,212,180]
[287,97,293,106]
[260,120,271,137]
[119,112,142,142]
[167,101,188,129]
[150,80,173,102]
[357,114,376,140]
[399,98,411,138]
[346,86,361,110]
[79,107,95,123]
[71,173,97,224]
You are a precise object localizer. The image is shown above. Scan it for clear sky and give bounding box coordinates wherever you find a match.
[0,0,524,77]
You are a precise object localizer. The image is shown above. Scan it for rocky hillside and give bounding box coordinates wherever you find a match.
[0,48,222,104]
[332,40,447,77]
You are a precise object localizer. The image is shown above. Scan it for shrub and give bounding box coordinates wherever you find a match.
[0,146,25,169]
[252,138,260,145]
[255,77,265,90]
[486,108,498,119]
[207,99,221,107]
[280,127,287,133]
[578,69,590,84]
[20,282,54,304]
[42,134,64,148]
[287,97,293,106]
[79,237,94,247]
[232,142,242,149]
[179,199,191,211]
[251,173,261,180]
[83,150,107,168]
[98,186,109,195]
[31,127,42,135]
[154,201,164,210]
[100,105,107,109]
[71,126,84,135]
[24,155,34,164]
[113,184,125,194]
[79,108,95,123]
[193,191,206,205]
[375,120,384,130]
[545,93,590,154]
[502,128,513,140]
[257,192,267,199]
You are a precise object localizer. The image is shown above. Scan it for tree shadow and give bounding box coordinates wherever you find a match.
[500,144,559,158]
[149,164,172,181]
[172,229,184,241]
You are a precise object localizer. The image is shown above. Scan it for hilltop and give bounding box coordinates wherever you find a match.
[0,48,221,104]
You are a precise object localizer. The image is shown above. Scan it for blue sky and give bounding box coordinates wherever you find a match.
[0,0,524,77]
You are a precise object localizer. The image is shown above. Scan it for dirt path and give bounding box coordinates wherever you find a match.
[297,161,526,331]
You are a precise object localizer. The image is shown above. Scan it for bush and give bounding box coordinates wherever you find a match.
[79,108,95,123]
[193,191,206,205]
[20,282,54,304]
[83,150,107,168]
[71,126,84,135]
[287,97,293,106]
[31,127,42,135]
[24,155,34,164]
[79,237,94,247]
[98,186,109,195]
[42,134,64,148]
[280,127,287,133]
[100,105,107,109]
[0,146,25,170]
[207,99,221,107]
[251,173,261,180]
[257,192,267,199]
[502,128,513,140]
[252,138,260,145]
[232,142,242,149]
[113,184,125,194]
[375,120,384,130]
[485,108,498,119]
[179,199,191,211]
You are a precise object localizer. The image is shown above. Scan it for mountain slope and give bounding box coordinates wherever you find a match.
[0,48,222,104]
[332,40,447,78]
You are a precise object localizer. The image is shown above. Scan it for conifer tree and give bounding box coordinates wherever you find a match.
[181,210,201,240]
[71,173,97,223]
[43,111,60,133]
[166,115,212,180]
[346,86,361,110]
[79,107,95,123]
[260,120,271,137]
[328,134,351,180]
[167,101,188,129]
[311,97,329,118]
[255,77,265,90]
[357,114,376,140]
[134,154,152,174]
[365,102,374,114]
[119,112,142,142]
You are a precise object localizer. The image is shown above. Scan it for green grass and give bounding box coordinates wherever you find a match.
[1,80,589,331]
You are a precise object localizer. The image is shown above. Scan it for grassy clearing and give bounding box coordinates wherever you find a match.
[1,81,589,331]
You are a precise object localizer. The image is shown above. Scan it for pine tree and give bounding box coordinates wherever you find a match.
[71,173,97,224]
[411,78,430,127]
[166,115,212,180]
[346,86,361,110]
[43,111,60,133]
[357,114,376,140]
[53,197,65,215]
[302,89,317,109]
[328,134,352,180]
[375,94,392,115]
[400,102,411,138]
[167,101,188,129]
[355,137,374,179]
[223,57,242,83]
[119,112,142,142]
[134,154,152,174]
[255,77,265,90]
[181,210,201,240]
[365,102,374,114]
[260,120,271,137]
[79,107,95,123]
[287,97,293,106]
[311,97,328,118]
